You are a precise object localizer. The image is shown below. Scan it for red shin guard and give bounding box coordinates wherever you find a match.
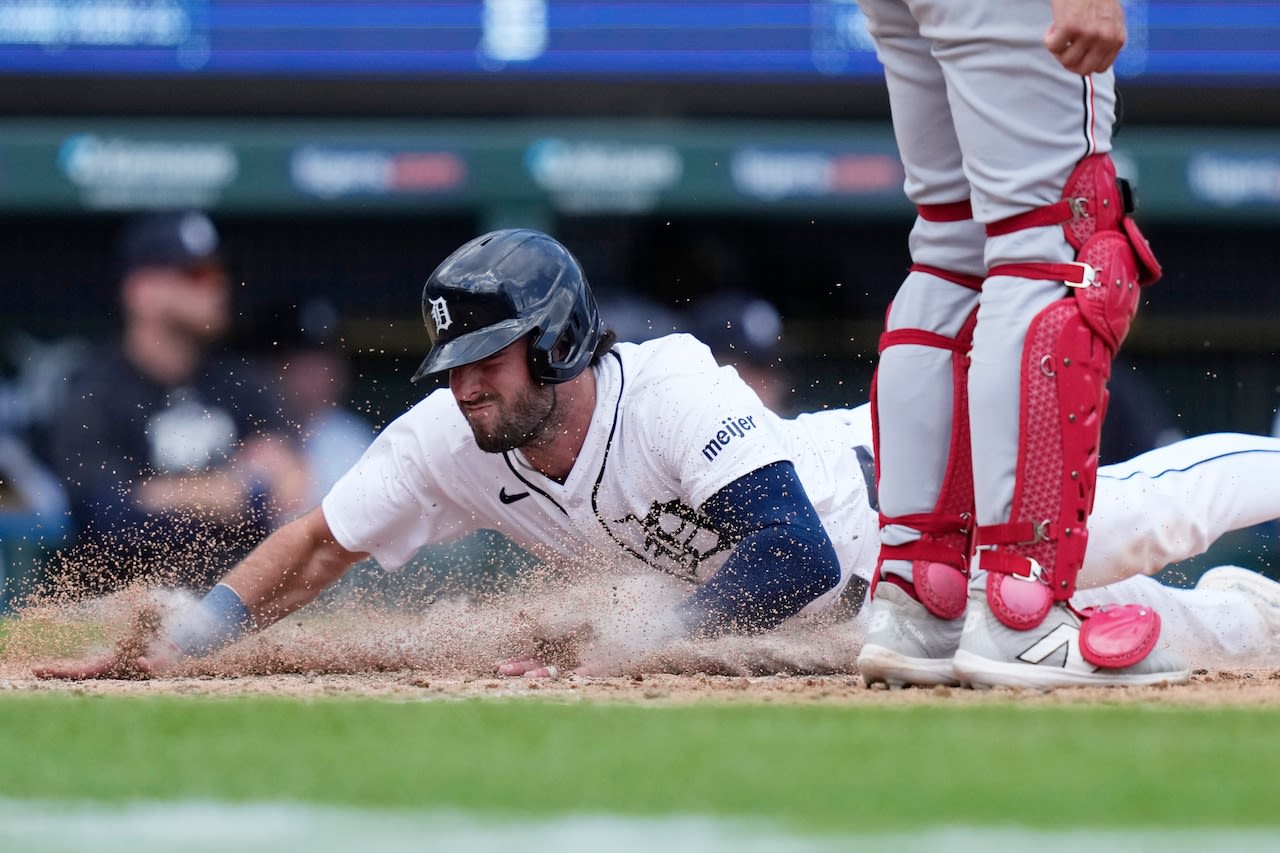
[975,154,1163,668]
[872,298,980,621]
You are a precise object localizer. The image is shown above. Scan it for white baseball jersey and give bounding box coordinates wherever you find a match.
[322,334,879,608]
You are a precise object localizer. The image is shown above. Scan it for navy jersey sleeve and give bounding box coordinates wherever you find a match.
[678,461,840,636]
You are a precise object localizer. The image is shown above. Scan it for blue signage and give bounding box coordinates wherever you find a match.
[0,1,1271,84]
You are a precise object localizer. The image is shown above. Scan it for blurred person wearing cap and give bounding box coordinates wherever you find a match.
[689,291,790,414]
[235,297,375,507]
[41,210,309,599]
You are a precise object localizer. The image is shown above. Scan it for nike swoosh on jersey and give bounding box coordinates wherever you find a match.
[499,487,531,504]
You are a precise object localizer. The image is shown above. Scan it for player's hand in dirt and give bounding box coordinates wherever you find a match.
[497,654,565,678]
[33,603,184,682]
[31,651,124,680]
[1045,0,1126,75]
[496,654,611,679]
[32,638,181,680]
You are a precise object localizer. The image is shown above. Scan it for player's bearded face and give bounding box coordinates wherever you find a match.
[465,381,559,453]
[451,339,566,453]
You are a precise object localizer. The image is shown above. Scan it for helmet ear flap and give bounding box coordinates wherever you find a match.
[528,326,552,382]
[529,324,576,384]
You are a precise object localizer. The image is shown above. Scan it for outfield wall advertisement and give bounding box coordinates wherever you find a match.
[0,119,1277,221]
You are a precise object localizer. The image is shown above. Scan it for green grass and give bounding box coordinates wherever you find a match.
[0,614,103,658]
[1,694,1278,832]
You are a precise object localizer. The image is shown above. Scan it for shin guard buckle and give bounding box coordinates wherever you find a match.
[985,560,1054,630]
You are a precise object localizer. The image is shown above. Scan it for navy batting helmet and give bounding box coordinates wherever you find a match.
[411,229,605,384]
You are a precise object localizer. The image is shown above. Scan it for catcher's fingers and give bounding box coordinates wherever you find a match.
[1052,40,1120,75]
[1044,24,1123,75]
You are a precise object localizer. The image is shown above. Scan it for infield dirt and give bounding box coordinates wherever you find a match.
[3,571,1279,706]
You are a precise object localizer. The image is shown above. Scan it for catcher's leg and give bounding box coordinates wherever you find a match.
[872,281,979,619]
[852,7,987,684]
[958,154,1180,683]
[858,208,983,687]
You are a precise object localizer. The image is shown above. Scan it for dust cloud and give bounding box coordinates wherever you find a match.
[2,561,865,681]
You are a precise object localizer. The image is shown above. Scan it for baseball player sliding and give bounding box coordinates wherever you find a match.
[34,230,1280,687]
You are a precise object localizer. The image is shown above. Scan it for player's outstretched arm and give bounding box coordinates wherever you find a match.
[1045,0,1127,75]
[34,506,366,680]
[217,505,366,626]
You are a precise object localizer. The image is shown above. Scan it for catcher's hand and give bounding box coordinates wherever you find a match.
[1045,0,1126,75]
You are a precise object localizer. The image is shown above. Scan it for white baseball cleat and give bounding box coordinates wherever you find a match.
[856,583,963,688]
[1196,565,1280,638]
[953,586,1191,690]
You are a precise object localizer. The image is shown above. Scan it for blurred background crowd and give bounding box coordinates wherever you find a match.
[0,1,1277,609]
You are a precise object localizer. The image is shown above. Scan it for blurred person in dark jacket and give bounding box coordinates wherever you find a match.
[43,211,308,598]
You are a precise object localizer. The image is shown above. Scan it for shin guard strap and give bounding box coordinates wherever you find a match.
[916,200,974,222]
[909,263,984,291]
[975,529,1056,630]
[879,327,969,354]
[985,200,1077,236]
[988,262,1095,287]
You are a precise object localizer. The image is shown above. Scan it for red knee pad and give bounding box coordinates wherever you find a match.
[990,153,1161,289]
[872,560,968,620]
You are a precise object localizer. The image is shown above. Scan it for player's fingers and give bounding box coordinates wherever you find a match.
[496,655,543,676]
[1047,21,1125,73]
[1046,34,1087,73]
[138,637,183,675]
[1058,44,1098,75]
[135,654,168,676]
[32,654,117,680]
[1060,44,1117,76]
[520,665,561,679]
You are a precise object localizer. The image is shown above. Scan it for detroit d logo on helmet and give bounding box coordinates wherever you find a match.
[428,296,453,333]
